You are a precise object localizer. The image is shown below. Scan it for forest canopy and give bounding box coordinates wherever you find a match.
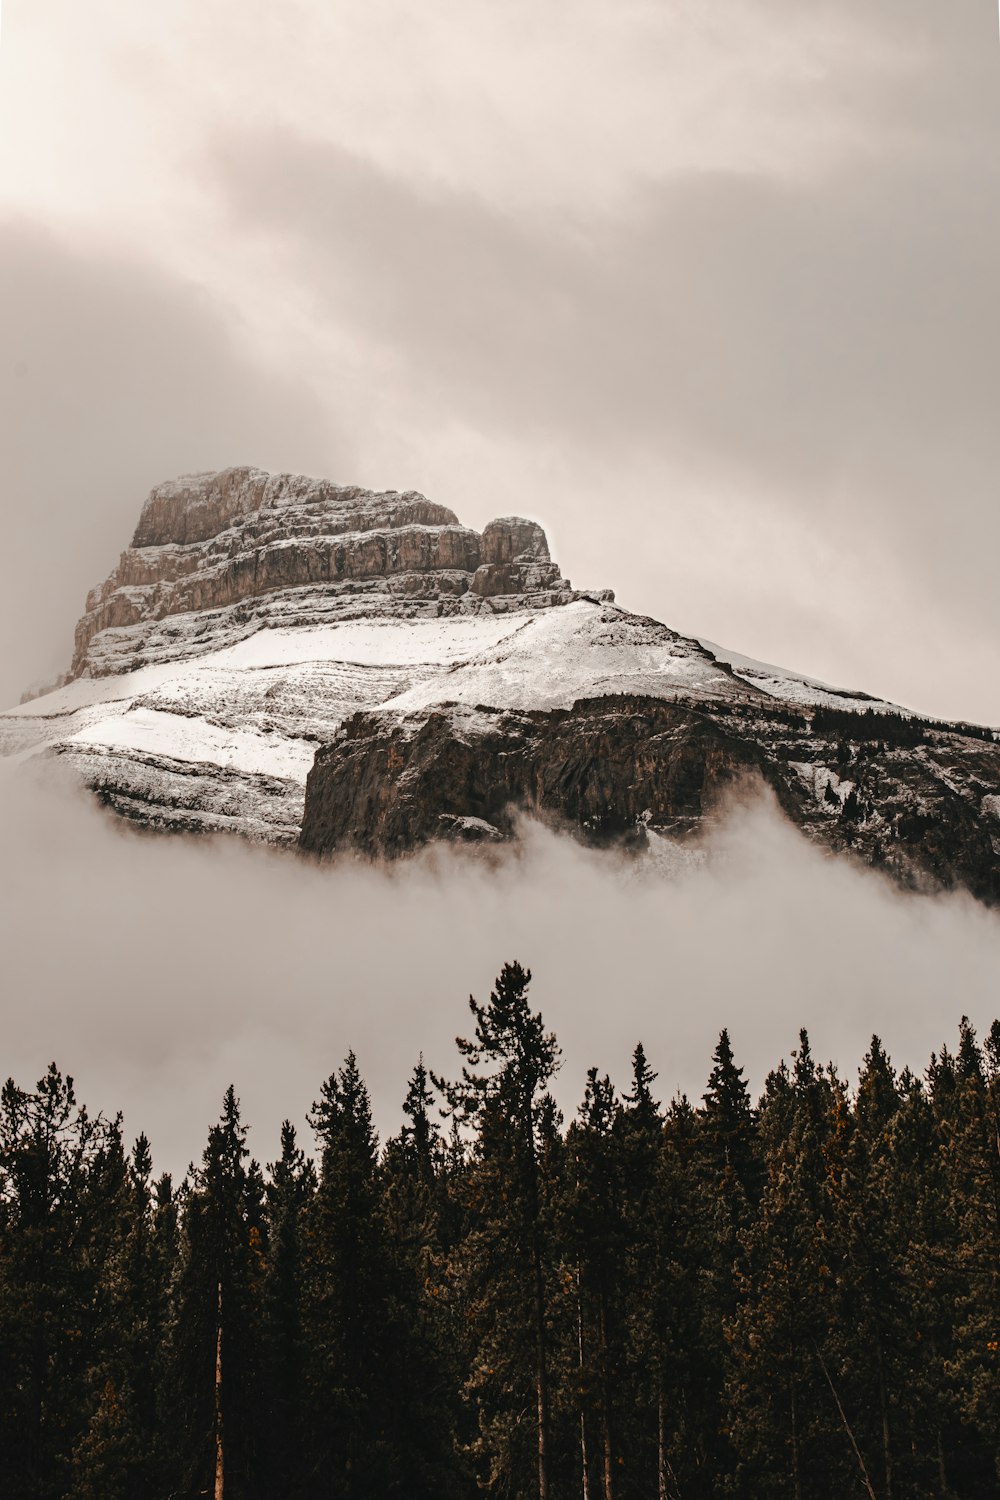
[2,962,999,1500]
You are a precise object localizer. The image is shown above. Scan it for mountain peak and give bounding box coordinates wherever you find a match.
[71,467,609,682]
[2,467,999,904]
[130,466,459,548]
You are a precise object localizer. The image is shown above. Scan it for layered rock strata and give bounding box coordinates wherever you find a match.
[4,465,1000,904]
[70,468,594,679]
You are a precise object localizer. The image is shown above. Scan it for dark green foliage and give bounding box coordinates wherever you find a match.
[434,961,562,1499]
[259,1120,315,1496]
[0,1066,124,1500]
[165,1086,266,1499]
[812,706,928,746]
[2,985,1000,1499]
[305,1052,464,1499]
[811,704,999,748]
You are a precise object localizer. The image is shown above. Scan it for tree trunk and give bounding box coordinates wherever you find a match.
[813,1340,877,1500]
[578,1267,591,1500]
[657,1376,668,1500]
[532,1225,550,1500]
[525,1102,550,1500]
[937,1429,950,1498]
[789,1363,802,1500]
[599,1298,614,1500]
[877,1338,893,1500]
[214,1280,225,1500]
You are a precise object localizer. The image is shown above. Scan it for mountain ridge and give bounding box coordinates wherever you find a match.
[3,467,999,899]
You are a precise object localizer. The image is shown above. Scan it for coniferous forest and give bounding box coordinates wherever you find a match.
[3,963,1000,1500]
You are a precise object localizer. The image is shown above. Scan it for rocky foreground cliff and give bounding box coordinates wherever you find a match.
[3,466,999,901]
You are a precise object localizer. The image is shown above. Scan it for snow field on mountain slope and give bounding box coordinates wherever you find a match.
[66,708,317,782]
[2,603,889,790]
[699,639,905,715]
[0,612,542,778]
[382,601,738,714]
[203,611,531,670]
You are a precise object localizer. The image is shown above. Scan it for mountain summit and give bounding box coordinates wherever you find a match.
[3,467,999,900]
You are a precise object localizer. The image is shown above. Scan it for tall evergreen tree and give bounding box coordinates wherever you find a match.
[727,1037,847,1500]
[0,1066,120,1500]
[260,1121,315,1497]
[563,1069,623,1500]
[437,961,561,1500]
[938,1019,1000,1488]
[166,1086,265,1500]
[69,1131,176,1500]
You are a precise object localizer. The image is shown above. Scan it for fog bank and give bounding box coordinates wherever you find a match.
[1,764,997,1177]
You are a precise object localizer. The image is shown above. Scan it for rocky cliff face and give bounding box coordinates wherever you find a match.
[4,466,1000,902]
[300,697,1000,902]
[71,468,595,678]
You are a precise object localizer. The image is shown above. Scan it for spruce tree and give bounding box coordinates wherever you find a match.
[616,1044,666,1497]
[938,1019,1000,1486]
[727,1037,846,1500]
[563,1069,624,1500]
[260,1121,315,1496]
[0,1066,120,1500]
[166,1087,265,1500]
[437,961,561,1500]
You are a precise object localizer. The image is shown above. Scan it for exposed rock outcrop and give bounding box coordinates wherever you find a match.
[70,468,602,679]
[300,696,1000,903]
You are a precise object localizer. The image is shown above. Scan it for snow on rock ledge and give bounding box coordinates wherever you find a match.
[69,468,607,680]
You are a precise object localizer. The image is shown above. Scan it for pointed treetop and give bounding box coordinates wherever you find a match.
[985,1019,1000,1079]
[857,1034,899,1136]
[131,1133,153,1185]
[957,1016,984,1083]
[792,1029,817,1089]
[441,961,561,1124]
[623,1042,659,1123]
[309,1051,377,1165]
[578,1067,616,1133]
[704,1029,751,1120]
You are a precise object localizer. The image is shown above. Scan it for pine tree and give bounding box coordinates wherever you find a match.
[68,1130,176,1500]
[166,1087,265,1500]
[306,1051,463,1498]
[616,1044,668,1498]
[0,1066,121,1500]
[701,1029,758,1202]
[381,1061,470,1499]
[563,1069,624,1500]
[437,961,561,1499]
[727,1037,847,1500]
[260,1121,315,1496]
[938,1019,1000,1486]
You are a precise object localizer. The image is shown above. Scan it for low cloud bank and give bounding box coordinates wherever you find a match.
[1,764,998,1177]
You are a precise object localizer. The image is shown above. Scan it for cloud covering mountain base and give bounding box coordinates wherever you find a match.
[2,763,997,1176]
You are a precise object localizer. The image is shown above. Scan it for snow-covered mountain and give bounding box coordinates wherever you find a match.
[3,467,999,900]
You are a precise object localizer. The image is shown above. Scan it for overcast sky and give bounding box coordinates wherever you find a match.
[1,1,998,720]
[2,4,1000,1169]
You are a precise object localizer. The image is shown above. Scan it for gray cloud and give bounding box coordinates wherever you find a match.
[0,221,348,706]
[207,0,1000,722]
[2,763,997,1179]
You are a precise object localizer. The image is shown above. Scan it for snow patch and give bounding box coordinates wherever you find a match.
[789,761,854,815]
[67,709,316,782]
[700,639,907,715]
